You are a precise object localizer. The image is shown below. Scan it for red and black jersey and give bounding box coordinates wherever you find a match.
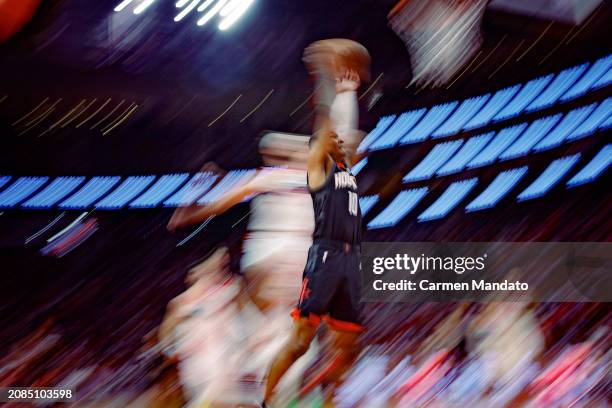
[309,162,362,245]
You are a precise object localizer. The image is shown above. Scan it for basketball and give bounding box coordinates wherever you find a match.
[303,38,371,82]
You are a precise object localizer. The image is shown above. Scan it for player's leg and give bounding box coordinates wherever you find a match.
[320,251,365,405]
[240,238,279,312]
[263,244,339,404]
[263,316,317,402]
[321,328,361,406]
[243,265,274,312]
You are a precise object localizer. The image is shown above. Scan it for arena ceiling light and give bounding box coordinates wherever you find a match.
[113,0,157,14]
[113,0,137,12]
[197,0,217,12]
[174,0,202,22]
[219,0,243,17]
[114,0,255,30]
[196,0,229,26]
[218,0,254,30]
[133,0,157,14]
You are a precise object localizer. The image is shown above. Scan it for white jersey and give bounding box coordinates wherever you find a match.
[174,277,244,403]
[241,167,314,283]
[246,167,314,234]
[240,168,314,304]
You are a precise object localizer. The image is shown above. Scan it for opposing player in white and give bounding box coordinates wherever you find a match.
[167,135,317,403]
[158,247,246,407]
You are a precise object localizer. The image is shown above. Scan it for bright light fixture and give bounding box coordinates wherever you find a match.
[114,0,255,31]
[174,0,202,21]
[219,0,242,17]
[114,0,137,12]
[133,0,157,15]
[197,0,217,12]
[218,0,254,30]
[196,0,229,26]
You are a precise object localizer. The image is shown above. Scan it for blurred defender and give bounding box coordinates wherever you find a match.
[158,247,245,407]
[261,39,370,408]
[167,134,317,401]
[167,133,314,311]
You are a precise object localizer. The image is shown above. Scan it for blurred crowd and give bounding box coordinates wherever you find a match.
[1,254,609,407]
[0,133,609,407]
[0,135,610,407]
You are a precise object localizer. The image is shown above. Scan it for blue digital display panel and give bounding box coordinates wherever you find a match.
[129,173,189,208]
[22,177,85,209]
[418,178,478,222]
[0,177,49,209]
[59,176,122,209]
[95,176,156,209]
[368,188,428,229]
[517,155,581,201]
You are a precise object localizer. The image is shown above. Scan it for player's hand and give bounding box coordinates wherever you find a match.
[200,161,225,176]
[336,69,360,93]
[167,203,212,232]
[166,219,179,233]
[167,208,188,232]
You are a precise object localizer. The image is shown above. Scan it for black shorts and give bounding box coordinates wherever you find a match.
[292,240,364,332]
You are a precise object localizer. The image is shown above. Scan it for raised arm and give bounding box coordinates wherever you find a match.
[307,129,336,190]
[167,176,259,232]
[307,69,362,190]
[330,70,361,165]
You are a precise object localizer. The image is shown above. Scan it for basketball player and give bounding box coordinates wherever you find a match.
[167,134,314,312]
[157,247,247,407]
[167,135,319,402]
[260,40,370,408]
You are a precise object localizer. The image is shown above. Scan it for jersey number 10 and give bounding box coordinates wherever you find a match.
[348,191,358,216]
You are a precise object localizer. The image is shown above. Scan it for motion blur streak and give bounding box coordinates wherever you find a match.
[25,213,66,244]
[197,0,217,12]
[219,0,243,18]
[42,99,87,136]
[20,99,62,133]
[90,99,125,130]
[102,104,139,135]
[12,97,49,126]
[207,94,242,126]
[197,0,229,26]
[174,0,203,22]
[240,89,274,123]
[100,102,137,133]
[47,212,88,243]
[218,0,255,31]
[133,0,157,15]
[76,98,112,128]
[114,0,136,13]
[62,98,98,128]
[62,98,97,128]
[389,0,487,88]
